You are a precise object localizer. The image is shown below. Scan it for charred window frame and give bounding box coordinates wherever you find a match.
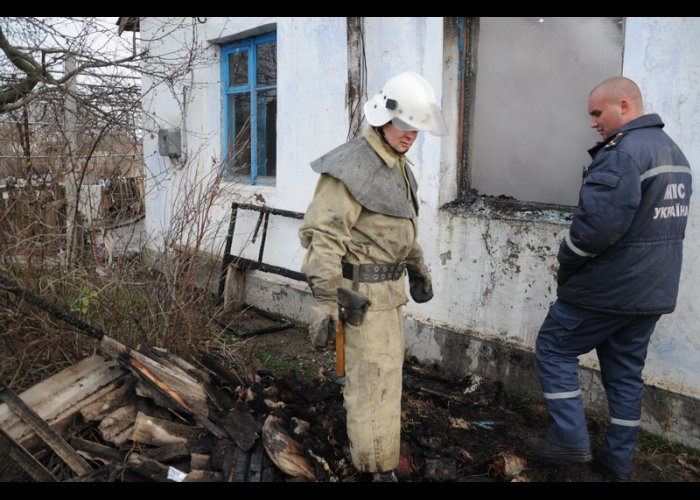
[456,17,624,209]
[221,32,277,185]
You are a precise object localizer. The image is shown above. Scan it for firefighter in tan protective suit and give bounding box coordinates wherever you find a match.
[299,72,446,481]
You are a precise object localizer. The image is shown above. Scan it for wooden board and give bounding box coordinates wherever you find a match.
[0,380,92,476]
[98,336,210,419]
[130,411,204,447]
[0,355,127,450]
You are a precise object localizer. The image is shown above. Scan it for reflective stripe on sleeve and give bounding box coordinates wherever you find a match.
[565,232,597,258]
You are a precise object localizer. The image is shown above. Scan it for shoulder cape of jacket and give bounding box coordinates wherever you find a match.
[310,137,419,219]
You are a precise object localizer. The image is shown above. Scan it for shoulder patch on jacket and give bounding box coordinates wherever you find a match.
[604,132,625,149]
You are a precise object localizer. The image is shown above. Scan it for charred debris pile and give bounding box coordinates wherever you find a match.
[0,338,535,482]
[0,274,534,482]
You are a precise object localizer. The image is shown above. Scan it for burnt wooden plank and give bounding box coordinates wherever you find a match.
[138,347,191,379]
[63,463,121,483]
[0,379,92,477]
[130,411,203,447]
[220,408,261,451]
[204,382,235,414]
[247,439,265,482]
[199,353,242,388]
[190,453,210,470]
[0,425,57,482]
[209,437,230,470]
[97,404,137,446]
[134,381,180,412]
[148,347,211,384]
[70,437,124,463]
[80,378,136,422]
[142,442,190,463]
[0,355,126,450]
[102,338,225,439]
[235,447,251,482]
[189,433,216,454]
[126,452,180,482]
[99,336,209,417]
[219,440,237,482]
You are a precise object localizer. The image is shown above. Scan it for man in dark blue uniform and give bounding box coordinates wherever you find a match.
[527,77,692,481]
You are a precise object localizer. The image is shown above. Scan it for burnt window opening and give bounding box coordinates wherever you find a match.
[457,17,624,209]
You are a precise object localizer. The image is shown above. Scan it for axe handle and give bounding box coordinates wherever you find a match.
[336,320,345,376]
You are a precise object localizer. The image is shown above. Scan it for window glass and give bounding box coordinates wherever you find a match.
[221,33,276,184]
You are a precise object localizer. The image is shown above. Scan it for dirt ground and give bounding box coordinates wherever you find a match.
[229,309,700,483]
[1,299,698,484]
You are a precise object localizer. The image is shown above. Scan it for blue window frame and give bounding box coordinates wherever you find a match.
[221,32,277,184]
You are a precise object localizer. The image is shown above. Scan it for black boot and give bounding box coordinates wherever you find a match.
[591,452,631,482]
[526,436,593,463]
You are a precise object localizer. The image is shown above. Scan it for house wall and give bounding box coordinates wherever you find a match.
[141,17,700,448]
[141,17,347,266]
[622,17,700,397]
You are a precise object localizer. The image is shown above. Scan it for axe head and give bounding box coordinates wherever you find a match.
[337,287,370,326]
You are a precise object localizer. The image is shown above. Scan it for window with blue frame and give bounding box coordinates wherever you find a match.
[221,33,277,184]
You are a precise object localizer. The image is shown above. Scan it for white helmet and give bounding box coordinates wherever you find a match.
[363,71,447,136]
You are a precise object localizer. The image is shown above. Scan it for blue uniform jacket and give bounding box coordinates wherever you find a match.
[557,114,692,315]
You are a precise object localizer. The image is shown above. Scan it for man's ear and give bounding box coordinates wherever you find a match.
[619,98,630,115]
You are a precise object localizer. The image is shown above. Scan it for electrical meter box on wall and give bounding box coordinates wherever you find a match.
[158,128,181,158]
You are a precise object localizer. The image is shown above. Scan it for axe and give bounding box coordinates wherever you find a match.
[336,287,370,376]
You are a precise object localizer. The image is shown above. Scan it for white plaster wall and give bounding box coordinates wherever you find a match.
[141,17,199,248]
[362,18,445,210]
[361,18,564,352]
[141,17,348,270]
[622,17,700,396]
[362,18,452,319]
[225,17,349,270]
[404,206,570,367]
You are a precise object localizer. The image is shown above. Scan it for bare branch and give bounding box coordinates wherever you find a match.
[0,26,43,108]
[0,18,147,113]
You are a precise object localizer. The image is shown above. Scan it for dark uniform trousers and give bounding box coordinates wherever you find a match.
[535,299,660,475]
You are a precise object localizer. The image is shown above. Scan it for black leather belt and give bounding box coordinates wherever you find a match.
[342,261,406,283]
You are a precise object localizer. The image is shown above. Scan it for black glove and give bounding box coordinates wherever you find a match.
[409,273,433,303]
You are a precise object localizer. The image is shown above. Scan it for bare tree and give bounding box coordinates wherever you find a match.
[0,18,218,264]
[0,18,260,388]
[0,18,142,113]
